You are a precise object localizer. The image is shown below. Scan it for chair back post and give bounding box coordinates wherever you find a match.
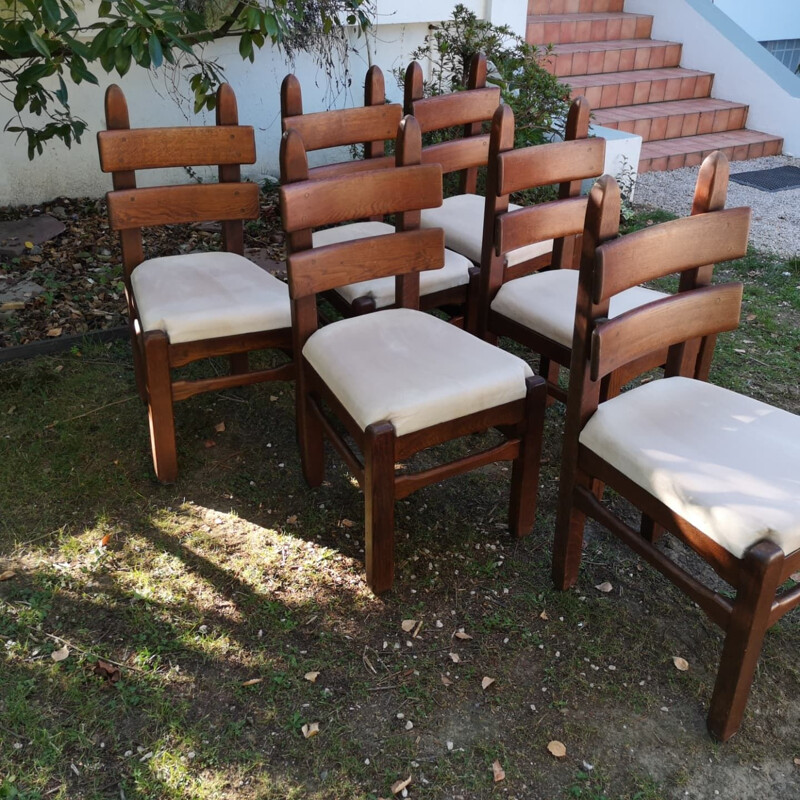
[393,115,424,309]
[102,85,144,282]
[553,95,592,271]
[364,65,387,159]
[477,103,516,339]
[403,60,424,113]
[678,150,730,378]
[216,83,244,256]
[552,175,621,584]
[461,53,488,195]
[280,73,303,120]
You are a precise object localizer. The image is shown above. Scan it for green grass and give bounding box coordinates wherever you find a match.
[2,228,800,799]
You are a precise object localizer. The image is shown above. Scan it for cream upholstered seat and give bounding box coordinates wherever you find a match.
[579,376,800,559]
[303,307,533,437]
[490,270,666,349]
[313,222,472,309]
[421,193,553,267]
[131,251,291,345]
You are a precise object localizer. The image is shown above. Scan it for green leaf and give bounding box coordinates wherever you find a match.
[114,46,132,77]
[148,34,163,69]
[26,29,51,58]
[238,33,253,62]
[42,0,60,29]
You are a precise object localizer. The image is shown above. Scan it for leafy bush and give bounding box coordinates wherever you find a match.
[403,4,571,148]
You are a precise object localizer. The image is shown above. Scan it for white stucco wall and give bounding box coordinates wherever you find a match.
[628,0,800,156]
[711,0,800,43]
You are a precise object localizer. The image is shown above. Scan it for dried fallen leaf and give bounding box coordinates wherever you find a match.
[401,619,417,633]
[241,678,263,687]
[454,630,473,641]
[214,421,226,433]
[286,515,298,524]
[794,757,800,766]
[93,660,121,682]
[539,610,549,620]
[448,652,460,663]
[301,722,319,739]
[673,656,689,672]
[341,518,355,528]
[203,439,216,449]
[0,570,16,581]
[51,645,69,662]
[481,676,495,691]
[547,740,567,758]
[391,775,412,795]
[305,671,320,683]
[492,760,505,782]
[791,572,800,583]
[746,313,757,322]
[99,534,111,548]
[441,675,453,686]
[595,581,613,593]
[46,327,62,337]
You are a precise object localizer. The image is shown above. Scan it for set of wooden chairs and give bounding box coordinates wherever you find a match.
[96,54,800,742]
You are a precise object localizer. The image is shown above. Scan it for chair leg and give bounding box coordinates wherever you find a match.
[540,357,560,406]
[707,541,784,741]
[130,323,148,404]
[300,391,325,488]
[508,376,547,537]
[641,513,665,544]
[464,266,480,336]
[364,422,396,594]
[552,471,592,590]
[143,330,178,483]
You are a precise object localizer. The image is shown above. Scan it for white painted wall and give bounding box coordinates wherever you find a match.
[712,0,800,43]
[628,0,800,156]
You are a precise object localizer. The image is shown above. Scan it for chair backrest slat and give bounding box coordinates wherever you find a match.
[409,87,501,133]
[98,126,256,172]
[282,104,403,152]
[594,207,752,302]
[497,137,605,197]
[420,135,490,174]
[287,229,445,298]
[107,182,260,230]
[281,164,443,232]
[590,283,744,380]
[495,196,588,256]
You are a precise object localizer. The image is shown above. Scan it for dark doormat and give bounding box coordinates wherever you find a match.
[730,165,800,192]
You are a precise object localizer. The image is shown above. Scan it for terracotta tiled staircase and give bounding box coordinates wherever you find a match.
[528,0,784,171]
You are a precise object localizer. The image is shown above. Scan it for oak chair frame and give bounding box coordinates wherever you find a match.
[280,117,547,594]
[551,176,800,741]
[479,103,730,402]
[98,83,293,483]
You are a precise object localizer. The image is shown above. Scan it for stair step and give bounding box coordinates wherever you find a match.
[526,12,652,45]
[547,39,682,77]
[566,67,714,109]
[529,0,625,14]
[639,130,784,172]
[595,99,749,141]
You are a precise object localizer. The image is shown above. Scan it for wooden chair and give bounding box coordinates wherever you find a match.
[552,176,800,741]
[407,53,575,280]
[280,66,474,320]
[97,84,293,483]
[279,116,547,594]
[479,103,731,402]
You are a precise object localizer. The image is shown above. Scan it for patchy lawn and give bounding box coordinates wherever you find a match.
[1,217,800,799]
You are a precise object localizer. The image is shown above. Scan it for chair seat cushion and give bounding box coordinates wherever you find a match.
[131,251,290,345]
[313,221,471,308]
[580,376,800,559]
[491,269,666,348]
[303,308,534,437]
[420,193,553,267]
